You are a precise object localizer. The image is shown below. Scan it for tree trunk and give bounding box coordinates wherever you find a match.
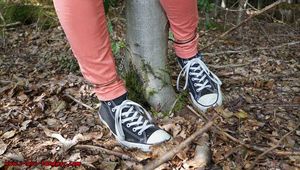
[126,0,176,112]
[257,0,263,9]
[236,0,248,36]
[237,0,247,25]
[280,0,294,23]
[221,0,226,8]
[214,0,221,17]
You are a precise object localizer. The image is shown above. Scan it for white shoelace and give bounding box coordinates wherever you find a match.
[112,100,154,140]
[176,58,222,92]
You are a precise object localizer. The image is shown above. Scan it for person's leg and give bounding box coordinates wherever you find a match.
[160,0,222,112]
[53,0,126,101]
[159,0,199,59]
[53,0,171,151]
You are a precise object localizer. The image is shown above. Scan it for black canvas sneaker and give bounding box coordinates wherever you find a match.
[177,53,222,112]
[98,93,171,152]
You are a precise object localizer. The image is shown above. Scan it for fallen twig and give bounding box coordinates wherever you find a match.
[168,98,179,116]
[187,105,208,121]
[248,123,300,170]
[248,103,300,108]
[187,106,300,157]
[201,0,283,51]
[208,61,254,69]
[65,94,96,111]
[202,41,300,56]
[0,80,13,84]
[0,22,21,28]
[75,144,139,162]
[144,117,215,170]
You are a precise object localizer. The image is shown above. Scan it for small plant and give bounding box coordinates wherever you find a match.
[57,54,79,73]
[198,0,217,30]
[173,91,189,113]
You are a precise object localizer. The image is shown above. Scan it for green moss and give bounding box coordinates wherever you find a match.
[173,91,189,113]
[146,88,158,97]
[124,69,149,108]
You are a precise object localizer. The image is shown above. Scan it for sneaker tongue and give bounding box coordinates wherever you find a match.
[112,93,128,105]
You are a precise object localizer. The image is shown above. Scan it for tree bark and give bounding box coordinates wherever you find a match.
[237,0,247,24]
[214,0,221,17]
[221,0,226,8]
[257,0,263,9]
[236,0,248,36]
[126,0,176,112]
[280,0,294,23]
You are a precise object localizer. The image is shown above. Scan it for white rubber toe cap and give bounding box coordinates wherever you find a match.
[147,129,171,144]
[197,93,219,106]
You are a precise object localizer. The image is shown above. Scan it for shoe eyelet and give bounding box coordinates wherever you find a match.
[107,102,111,106]
[194,83,196,86]
[138,132,142,135]
[132,128,136,132]
[126,124,130,127]
[112,108,115,112]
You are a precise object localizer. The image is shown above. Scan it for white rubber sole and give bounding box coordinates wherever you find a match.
[98,114,152,152]
[190,86,223,113]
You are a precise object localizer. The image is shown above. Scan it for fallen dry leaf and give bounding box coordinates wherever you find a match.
[235,109,248,119]
[50,133,82,151]
[1,130,16,139]
[4,151,24,162]
[67,152,81,162]
[19,120,31,131]
[0,140,8,155]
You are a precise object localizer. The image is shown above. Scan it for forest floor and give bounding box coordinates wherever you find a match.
[1,7,300,170]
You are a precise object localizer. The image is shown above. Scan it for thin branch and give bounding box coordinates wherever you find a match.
[248,123,300,170]
[0,10,6,47]
[248,103,300,108]
[208,61,254,69]
[187,105,208,121]
[0,80,13,84]
[215,5,249,12]
[144,117,215,170]
[0,22,21,28]
[168,98,179,115]
[65,94,96,111]
[202,41,300,56]
[201,0,284,51]
[75,144,139,162]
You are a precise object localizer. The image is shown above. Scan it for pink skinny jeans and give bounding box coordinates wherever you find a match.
[53,0,199,101]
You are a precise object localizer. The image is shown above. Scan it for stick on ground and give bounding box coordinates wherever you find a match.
[202,41,300,56]
[143,118,215,170]
[65,94,95,111]
[75,144,139,162]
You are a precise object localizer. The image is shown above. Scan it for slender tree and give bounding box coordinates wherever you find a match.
[126,0,176,112]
